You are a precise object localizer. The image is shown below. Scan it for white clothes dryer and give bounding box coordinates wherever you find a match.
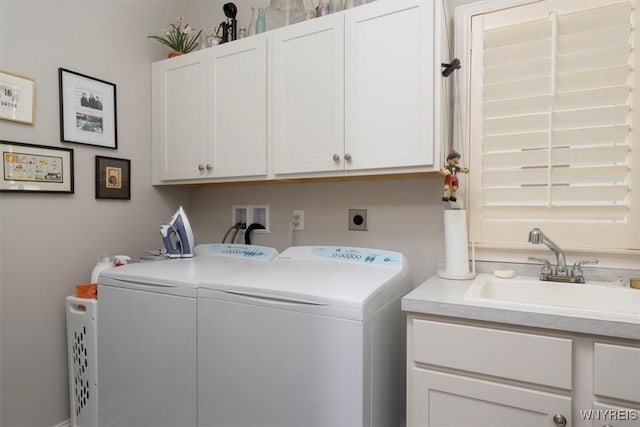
[97,244,278,427]
[197,246,413,427]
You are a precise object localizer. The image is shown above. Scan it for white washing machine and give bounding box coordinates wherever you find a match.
[97,243,278,427]
[197,245,413,427]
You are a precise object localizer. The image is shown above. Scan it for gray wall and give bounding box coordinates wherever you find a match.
[190,177,447,286]
[0,0,466,425]
[0,1,189,425]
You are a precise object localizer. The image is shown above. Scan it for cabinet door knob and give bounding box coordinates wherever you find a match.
[333,154,340,162]
[198,164,205,171]
[206,164,213,171]
[553,414,567,427]
[344,153,352,161]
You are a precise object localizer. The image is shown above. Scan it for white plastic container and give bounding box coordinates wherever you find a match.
[90,256,113,283]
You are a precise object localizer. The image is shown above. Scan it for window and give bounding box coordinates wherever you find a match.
[460,0,640,251]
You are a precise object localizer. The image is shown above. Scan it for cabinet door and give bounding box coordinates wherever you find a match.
[152,51,208,182]
[345,0,437,171]
[270,15,345,175]
[409,368,571,427]
[208,35,268,178]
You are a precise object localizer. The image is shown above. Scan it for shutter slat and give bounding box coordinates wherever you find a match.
[556,65,630,92]
[552,145,629,166]
[557,45,630,74]
[557,2,631,36]
[558,24,631,54]
[554,105,630,129]
[483,113,549,136]
[482,165,629,187]
[484,19,550,49]
[481,206,628,222]
[484,77,551,102]
[555,86,629,110]
[484,58,551,85]
[555,124,629,146]
[484,39,551,67]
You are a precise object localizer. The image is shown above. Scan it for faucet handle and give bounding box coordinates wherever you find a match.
[572,259,599,277]
[528,257,552,274]
[573,259,599,267]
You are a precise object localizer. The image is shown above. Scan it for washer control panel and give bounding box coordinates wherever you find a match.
[310,246,402,267]
[195,244,277,260]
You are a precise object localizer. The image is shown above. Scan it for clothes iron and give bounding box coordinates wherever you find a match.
[160,206,195,258]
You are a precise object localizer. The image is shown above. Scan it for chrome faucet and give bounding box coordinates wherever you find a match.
[528,228,567,274]
[528,228,598,283]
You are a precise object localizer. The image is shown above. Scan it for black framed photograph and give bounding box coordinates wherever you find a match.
[95,156,130,200]
[59,68,117,149]
[0,70,35,125]
[0,140,74,193]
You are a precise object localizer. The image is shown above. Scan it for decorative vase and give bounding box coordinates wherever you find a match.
[168,50,183,58]
[255,8,266,34]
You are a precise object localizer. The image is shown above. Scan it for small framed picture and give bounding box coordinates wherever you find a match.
[0,140,74,193]
[0,70,35,125]
[59,68,117,149]
[95,156,130,200]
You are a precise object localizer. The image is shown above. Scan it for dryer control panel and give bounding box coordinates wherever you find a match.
[278,246,403,267]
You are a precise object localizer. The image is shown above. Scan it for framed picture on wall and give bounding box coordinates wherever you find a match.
[0,140,74,193]
[59,68,117,149]
[95,155,130,200]
[0,70,35,125]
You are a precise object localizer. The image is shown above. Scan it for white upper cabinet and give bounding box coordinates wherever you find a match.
[208,35,268,178]
[270,14,345,175]
[152,50,208,182]
[270,0,439,177]
[152,36,268,184]
[344,0,437,171]
[151,0,440,184]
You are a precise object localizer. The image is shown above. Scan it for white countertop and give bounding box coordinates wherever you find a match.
[402,274,640,341]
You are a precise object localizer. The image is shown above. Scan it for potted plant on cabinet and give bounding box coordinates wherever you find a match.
[148,16,202,58]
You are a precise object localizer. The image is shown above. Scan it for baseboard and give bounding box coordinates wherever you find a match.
[52,420,70,427]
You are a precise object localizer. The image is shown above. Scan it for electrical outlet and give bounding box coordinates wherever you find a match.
[292,210,304,230]
[348,209,367,231]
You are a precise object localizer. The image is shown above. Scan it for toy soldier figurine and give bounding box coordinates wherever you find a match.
[440,149,469,202]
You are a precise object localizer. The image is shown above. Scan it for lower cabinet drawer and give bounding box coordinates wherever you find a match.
[594,342,640,402]
[411,318,572,389]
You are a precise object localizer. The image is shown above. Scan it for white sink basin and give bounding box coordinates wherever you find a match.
[463,273,640,322]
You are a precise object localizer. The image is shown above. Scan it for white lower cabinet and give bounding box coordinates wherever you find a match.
[411,368,571,427]
[407,315,640,427]
[592,342,640,427]
[407,317,572,427]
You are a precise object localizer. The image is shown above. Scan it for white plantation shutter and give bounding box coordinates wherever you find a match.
[468,0,640,250]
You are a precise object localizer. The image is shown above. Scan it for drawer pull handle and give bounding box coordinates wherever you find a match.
[553,414,567,427]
